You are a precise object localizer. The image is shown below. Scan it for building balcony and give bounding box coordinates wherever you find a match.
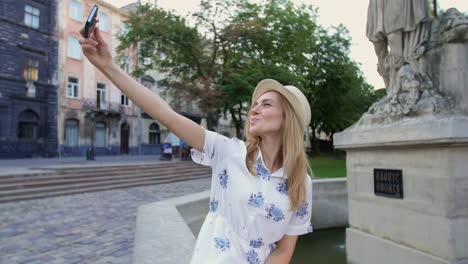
[82,98,123,118]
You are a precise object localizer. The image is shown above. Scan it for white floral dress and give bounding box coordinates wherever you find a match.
[189,130,313,264]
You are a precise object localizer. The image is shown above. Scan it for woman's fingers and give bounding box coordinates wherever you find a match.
[79,19,99,38]
[79,38,99,54]
[79,38,98,48]
[81,43,97,53]
[88,29,98,42]
[93,27,105,46]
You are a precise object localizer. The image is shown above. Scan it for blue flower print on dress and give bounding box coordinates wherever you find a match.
[210,199,218,213]
[246,249,261,264]
[219,169,228,189]
[249,238,264,249]
[307,223,313,233]
[248,192,264,208]
[214,237,230,252]
[210,149,215,159]
[268,243,276,254]
[276,180,288,195]
[296,202,309,219]
[198,148,206,163]
[254,161,271,181]
[265,204,285,222]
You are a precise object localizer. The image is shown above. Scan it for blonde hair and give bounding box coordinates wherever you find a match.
[244,92,310,211]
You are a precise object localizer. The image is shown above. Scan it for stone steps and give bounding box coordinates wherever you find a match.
[0,162,211,203]
[0,166,208,184]
[0,162,203,179]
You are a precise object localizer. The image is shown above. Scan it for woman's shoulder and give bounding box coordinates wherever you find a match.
[205,130,246,159]
[304,173,313,186]
[208,130,245,147]
[224,135,246,157]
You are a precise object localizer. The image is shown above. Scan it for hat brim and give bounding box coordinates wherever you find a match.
[252,79,310,130]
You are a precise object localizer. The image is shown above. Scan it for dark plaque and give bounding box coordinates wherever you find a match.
[374,169,403,199]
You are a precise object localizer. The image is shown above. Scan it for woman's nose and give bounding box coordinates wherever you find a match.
[250,105,259,115]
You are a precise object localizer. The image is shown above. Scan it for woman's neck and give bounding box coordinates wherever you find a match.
[259,136,282,173]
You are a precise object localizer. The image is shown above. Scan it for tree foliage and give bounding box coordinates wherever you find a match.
[118,0,381,147]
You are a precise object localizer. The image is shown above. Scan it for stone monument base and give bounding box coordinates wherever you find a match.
[347,228,450,264]
[334,115,468,264]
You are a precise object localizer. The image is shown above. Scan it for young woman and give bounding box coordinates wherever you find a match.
[79,23,312,264]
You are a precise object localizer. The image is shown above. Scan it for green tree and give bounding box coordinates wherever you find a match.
[118,0,380,143]
[289,21,385,152]
[117,3,223,113]
[215,0,318,135]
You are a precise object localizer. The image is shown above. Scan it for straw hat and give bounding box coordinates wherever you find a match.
[252,79,311,130]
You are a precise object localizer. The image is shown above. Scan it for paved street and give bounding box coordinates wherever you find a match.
[0,176,211,264]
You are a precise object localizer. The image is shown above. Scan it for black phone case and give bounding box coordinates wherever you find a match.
[84,5,99,38]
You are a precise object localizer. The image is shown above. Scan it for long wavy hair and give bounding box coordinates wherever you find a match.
[244,92,310,211]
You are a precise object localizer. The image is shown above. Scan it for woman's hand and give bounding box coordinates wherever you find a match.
[265,235,298,264]
[79,20,113,71]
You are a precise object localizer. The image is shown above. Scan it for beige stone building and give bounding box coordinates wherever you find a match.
[57,0,164,156]
[57,0,214,157]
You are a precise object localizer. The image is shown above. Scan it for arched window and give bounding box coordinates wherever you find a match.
[95,122,106,147]
[149,123,160,144]
[18,110,39,140]
[65,119,79,146]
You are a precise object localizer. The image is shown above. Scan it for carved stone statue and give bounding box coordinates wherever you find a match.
[367,0,431,94]
[359,1,468,126]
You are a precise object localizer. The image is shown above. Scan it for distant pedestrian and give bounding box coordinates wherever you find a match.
[79,20,312,264]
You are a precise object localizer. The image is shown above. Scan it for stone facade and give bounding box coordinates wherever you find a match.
[0,0,59,158]
[57,0,165,157]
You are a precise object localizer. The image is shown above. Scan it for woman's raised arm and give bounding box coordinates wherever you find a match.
[78,25,204,151]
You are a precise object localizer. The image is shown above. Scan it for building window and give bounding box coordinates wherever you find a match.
[67,77,79,98]
[65,119,79,146]
[122,55,131,73]
[17,110,39,140]
[99,13,109,32]
[97,83,107,110]
[23,59,39,81]
[68,37,81,59]
[121,93,129,106]
[143,57,152,66]
[24,5,40,29]
[149,123,160,144]
[70,0,82,21]
[95,122,106,147]
[142,82,151,89]
[121,22,129,35]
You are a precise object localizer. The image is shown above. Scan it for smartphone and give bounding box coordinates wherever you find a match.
[83,5,99,38]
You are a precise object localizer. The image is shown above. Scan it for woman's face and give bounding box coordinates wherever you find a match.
[248,91,285,136]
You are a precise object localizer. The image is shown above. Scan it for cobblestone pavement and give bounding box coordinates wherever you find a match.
[0,178,211,264]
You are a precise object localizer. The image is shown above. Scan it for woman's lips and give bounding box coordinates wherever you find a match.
[250,117,260,125]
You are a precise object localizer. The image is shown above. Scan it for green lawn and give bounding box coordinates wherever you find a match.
[309,156,346,178]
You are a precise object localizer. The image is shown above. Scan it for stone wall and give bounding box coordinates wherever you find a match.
[132,178,348,264]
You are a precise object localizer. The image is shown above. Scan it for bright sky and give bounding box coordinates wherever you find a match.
[106,0,468,90]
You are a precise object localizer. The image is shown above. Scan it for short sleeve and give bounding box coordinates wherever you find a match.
[285,176,313,236]
[191,129,238,168]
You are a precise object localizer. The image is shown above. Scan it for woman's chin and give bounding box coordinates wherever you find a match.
[248,127,261,136]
